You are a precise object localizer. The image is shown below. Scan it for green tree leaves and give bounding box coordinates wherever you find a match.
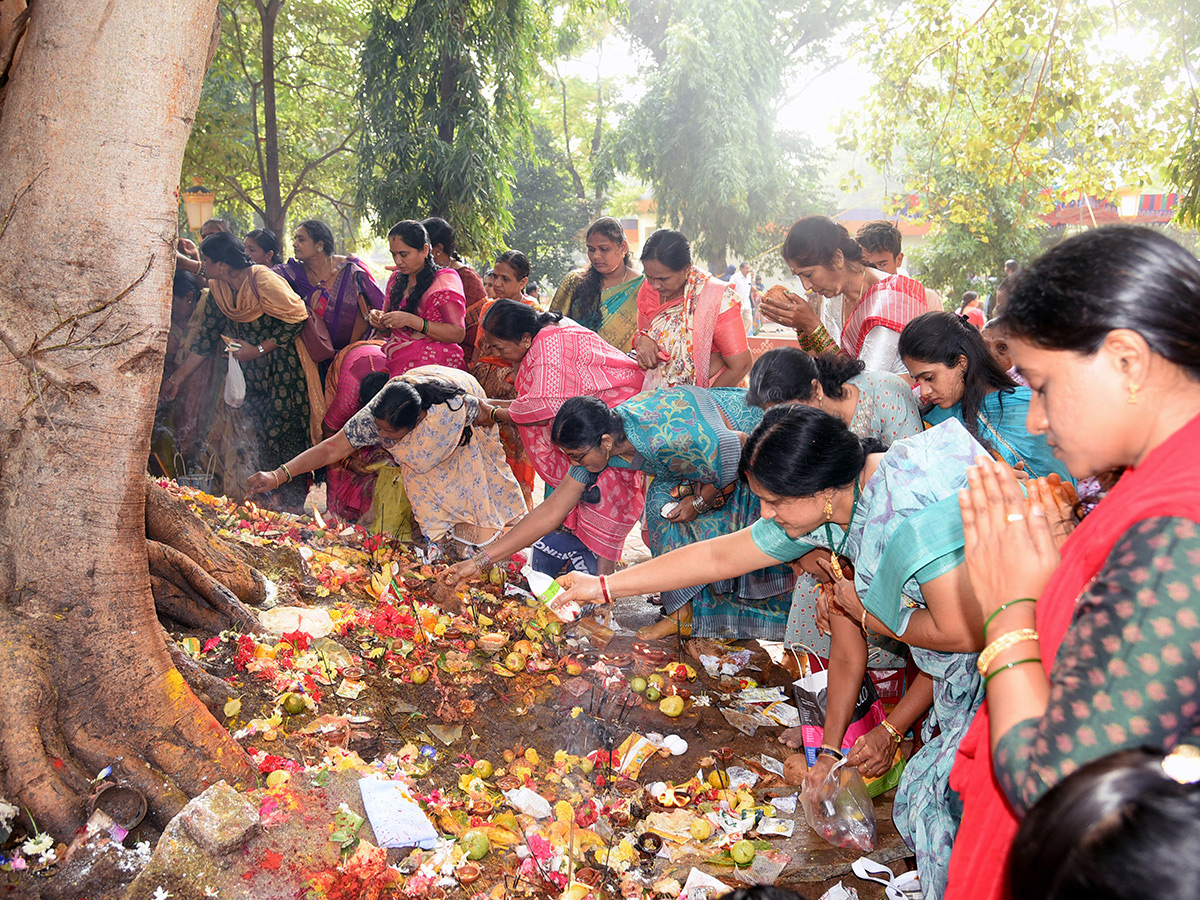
[184,0,365,242]
[851,0,1200,231]
[613,0,866,269]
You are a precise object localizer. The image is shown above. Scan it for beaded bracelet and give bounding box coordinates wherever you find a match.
[599,575,612,604]
[983,597,1036,639]
[977,628,1039,677]
[881,720,903,744]
[984,656,1042,687]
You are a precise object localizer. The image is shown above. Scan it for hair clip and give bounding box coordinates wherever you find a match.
[1162,744,1200,785]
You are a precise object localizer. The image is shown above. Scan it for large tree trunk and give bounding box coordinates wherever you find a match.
[0,0,256,840]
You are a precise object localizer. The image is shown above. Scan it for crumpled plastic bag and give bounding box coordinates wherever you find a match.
[224,349,245,408]
[851,856,922,900]
[801,757,876,852]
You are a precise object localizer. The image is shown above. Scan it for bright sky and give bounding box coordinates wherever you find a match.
[562,32,871,149]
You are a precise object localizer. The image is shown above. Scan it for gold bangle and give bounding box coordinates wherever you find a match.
[976,628,1039,678]
[881,720,903,744]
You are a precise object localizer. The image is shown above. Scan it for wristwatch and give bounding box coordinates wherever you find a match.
[257,344,266,355]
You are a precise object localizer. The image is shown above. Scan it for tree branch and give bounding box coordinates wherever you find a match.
[0,313,82,392]
[280,125,359,209]
[0,166,45,244]
[1,253,155,394]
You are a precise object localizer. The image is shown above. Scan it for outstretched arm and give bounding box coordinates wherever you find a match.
[440,474,586,586]
[552,526,779,607]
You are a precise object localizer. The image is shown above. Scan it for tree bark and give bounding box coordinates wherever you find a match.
[145,477,266,605]
[0,0,256,839]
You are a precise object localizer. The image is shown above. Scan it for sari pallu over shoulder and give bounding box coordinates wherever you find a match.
[946,410,1200,900]
[507,323,647,560]
[841,274,929,359]
[635,268,743,388]
[276,256,386,351]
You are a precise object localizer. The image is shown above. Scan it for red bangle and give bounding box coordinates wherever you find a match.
[599,575,612,604]
[631,330,649,350]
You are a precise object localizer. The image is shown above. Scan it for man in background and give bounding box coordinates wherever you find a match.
[856,220,943,312]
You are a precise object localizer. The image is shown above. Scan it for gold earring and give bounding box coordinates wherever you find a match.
[823,496,833,520]
[1128,383,1140,405]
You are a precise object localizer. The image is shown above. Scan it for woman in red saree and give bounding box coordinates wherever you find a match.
[422,216,487,361]
[633,229,751,389]
[947,227,1200,899]
[474,299,646,575]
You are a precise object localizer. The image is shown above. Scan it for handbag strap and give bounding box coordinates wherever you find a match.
[790,642,827,674]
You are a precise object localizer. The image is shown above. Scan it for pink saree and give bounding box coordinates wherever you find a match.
[323,341,388,523]
[381,267,467,375]
[508,323,648,559]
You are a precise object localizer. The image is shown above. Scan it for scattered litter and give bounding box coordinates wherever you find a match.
[719,706,775,736]
[426,725,462,746]
[772,794,799,814]
[734,848,790,885]
[817,882,860,900]
[358,778,439,849]
[757,817,794,837]
[851,857,923,900]
[258,606,334,638]
[502,787,552,819]
[759,754,785,776]
[681,866,732,899]
[615,734,660,777]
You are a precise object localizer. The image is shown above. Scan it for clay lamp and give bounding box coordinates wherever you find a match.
[341,666,364,683]
[635,832,663,858]
[631,642,670,667]
[614,779,641,797]
[596,652,632,668]
[457,863,482,885]
[471,799,495,817]
[574,867,602,886]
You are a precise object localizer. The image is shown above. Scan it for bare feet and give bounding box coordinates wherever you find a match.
[635,606,692,641]
[778,726,805,749]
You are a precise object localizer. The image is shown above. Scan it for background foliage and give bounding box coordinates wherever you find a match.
[184,0,365,247]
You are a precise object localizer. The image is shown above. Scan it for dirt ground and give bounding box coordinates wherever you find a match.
[1,482,913,900]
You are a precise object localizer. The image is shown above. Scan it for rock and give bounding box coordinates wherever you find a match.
[179,781,260,856]
[40,833,150,900]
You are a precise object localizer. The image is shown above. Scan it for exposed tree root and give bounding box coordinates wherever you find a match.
[150,576,227,633]
[0,613,92,837]
[145,477,266,605]
[164,634,238,719]
[147,541,262,635]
